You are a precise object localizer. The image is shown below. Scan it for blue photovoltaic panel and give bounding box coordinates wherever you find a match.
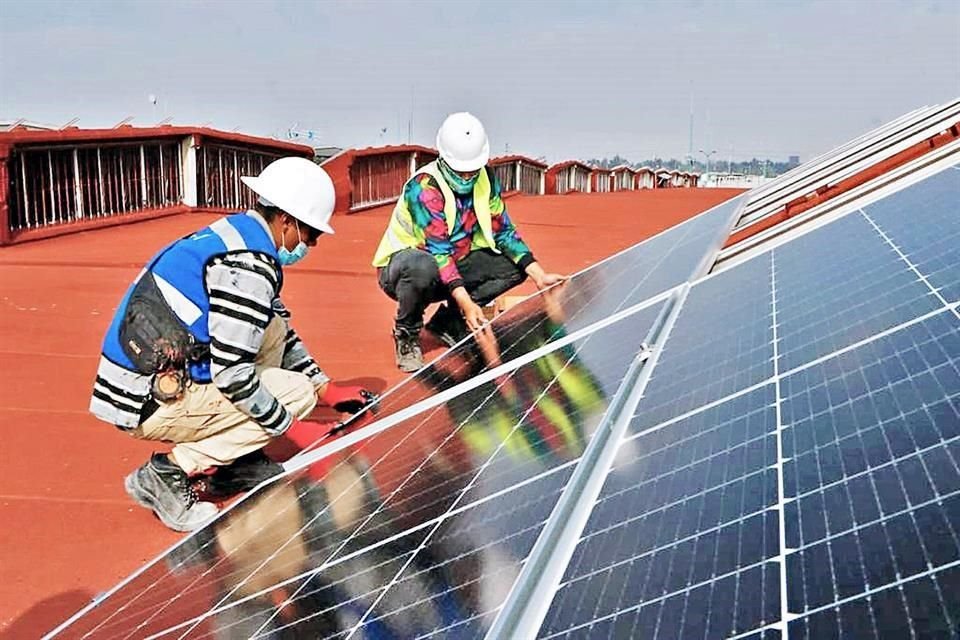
[630,253,774,433]
[534,162,960,640]
[55,300,665,639]
[860,164,960,303]
[739,631,783,640]
[781,310,960,639]
[773,211,941,373]
[540,386,781,639]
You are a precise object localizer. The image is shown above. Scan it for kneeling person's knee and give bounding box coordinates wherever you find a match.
[404,254,439,287]
[260,368,317,420]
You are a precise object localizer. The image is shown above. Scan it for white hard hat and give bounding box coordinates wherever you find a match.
[241,157,336,235]
[436,112,490,172]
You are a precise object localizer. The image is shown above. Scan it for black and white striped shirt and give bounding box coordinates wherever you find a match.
[206,249,327,434]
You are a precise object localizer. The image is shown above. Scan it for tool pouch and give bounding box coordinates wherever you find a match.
[119,273,205,402]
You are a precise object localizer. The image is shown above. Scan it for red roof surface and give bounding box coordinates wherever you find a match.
[0,187,743,636]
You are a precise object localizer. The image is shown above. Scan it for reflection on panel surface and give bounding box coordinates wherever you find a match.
[58,299,664,639]
[336,194,742,426]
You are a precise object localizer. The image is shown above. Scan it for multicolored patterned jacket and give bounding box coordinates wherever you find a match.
[401,168,535,291]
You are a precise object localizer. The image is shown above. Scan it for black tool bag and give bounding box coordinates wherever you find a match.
[119,273,197,375]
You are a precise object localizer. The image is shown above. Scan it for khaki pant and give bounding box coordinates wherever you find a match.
[132,317,317,475]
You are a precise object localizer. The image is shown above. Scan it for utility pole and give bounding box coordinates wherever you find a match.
[688,85,694,171]
[408,86,414,144]
[699,148,717,175]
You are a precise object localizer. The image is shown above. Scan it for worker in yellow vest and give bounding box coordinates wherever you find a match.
[373,112,566,371]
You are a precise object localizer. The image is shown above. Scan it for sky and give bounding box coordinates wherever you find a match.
[2,0,958,164]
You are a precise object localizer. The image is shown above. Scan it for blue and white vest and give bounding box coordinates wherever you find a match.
[101,214,280,383]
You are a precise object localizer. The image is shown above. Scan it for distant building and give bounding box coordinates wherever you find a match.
[0,124,314,245]
[788,155,800,168]
[312,146,343,163]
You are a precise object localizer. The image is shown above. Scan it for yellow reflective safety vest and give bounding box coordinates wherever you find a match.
[372,161,498,267]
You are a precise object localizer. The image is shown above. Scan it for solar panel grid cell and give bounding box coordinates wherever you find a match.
[780,312,960,637]
[860,165,960,304]
[630,255,775,433]
[539,386,782,638]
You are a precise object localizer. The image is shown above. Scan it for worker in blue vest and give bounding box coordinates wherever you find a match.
[90,157,376,532]
[373,112,566,372]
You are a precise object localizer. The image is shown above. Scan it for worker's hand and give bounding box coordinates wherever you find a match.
[452,286,486,332]
[320,383,379,414]
[542,282,568,323]
[460,299,487,332]
[525,261,568,290]
[534,272,568,289]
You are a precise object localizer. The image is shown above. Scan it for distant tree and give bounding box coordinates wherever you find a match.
[579,155,793,177]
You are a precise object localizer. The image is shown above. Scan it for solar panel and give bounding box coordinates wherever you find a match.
[52,296,668,638]
[629,254,775,433]
[734,100,960,230]
[527,159,960,639]
[519,193,742,334]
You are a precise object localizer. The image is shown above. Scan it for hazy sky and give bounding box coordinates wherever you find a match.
[2,0,958,163]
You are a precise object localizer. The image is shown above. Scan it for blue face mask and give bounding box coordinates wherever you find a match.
[278,222,308,266]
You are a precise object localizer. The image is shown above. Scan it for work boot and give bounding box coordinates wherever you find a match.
[394,328,424,373]
[124,453,219,532]
[191,449,283,502]
[425,303,468,348]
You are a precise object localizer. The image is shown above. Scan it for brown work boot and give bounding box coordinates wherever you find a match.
[394,329,424,373]
[124,453,219,532]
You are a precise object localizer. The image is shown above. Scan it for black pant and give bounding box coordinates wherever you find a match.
[378,248,526,334]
